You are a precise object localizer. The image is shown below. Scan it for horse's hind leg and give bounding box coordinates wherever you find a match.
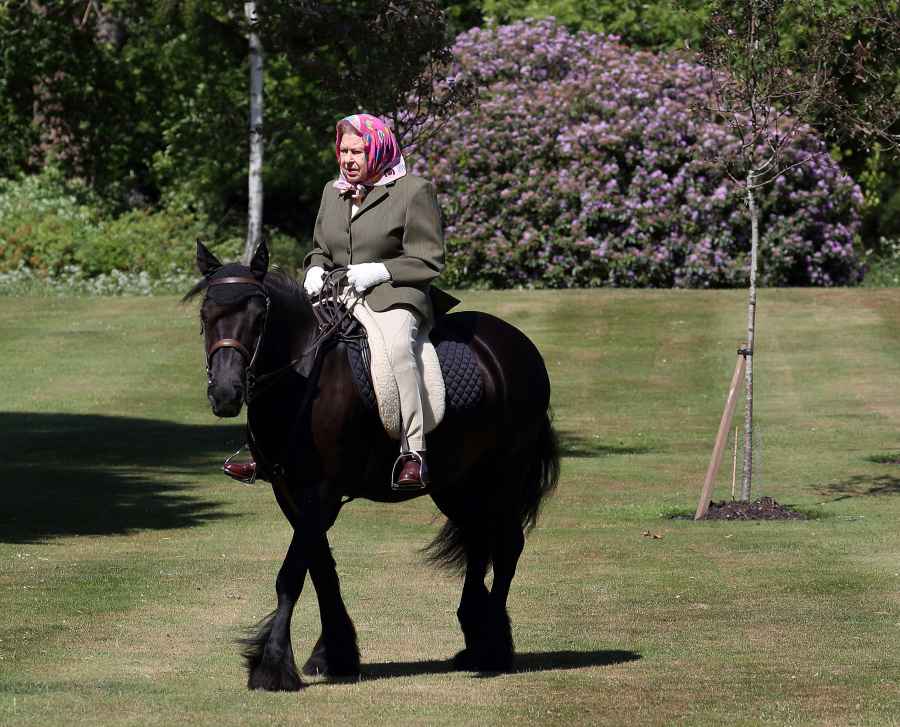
[240,532,307,691]
[452,525,492,670]
[452,515,523,672]
[301,536,360,678]
[485,515,525,671]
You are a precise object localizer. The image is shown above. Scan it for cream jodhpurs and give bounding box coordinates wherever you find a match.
[361,301,428,453]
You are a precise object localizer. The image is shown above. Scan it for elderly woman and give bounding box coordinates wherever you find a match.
[301,113,450,488]
[226,114,450,489]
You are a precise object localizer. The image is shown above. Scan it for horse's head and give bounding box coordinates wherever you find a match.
[191,240,270,418]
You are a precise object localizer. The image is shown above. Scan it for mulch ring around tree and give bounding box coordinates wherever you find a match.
[702,496,806,521]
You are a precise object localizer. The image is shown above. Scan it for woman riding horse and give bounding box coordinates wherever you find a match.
[194,114,559,689]
[226,113,454,489]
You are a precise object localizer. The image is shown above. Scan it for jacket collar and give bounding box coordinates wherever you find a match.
[342,180,394,222]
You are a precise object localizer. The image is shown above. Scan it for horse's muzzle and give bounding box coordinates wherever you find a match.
[208,381,244,418]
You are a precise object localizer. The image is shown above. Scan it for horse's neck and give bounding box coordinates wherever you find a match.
[261,283,316,369]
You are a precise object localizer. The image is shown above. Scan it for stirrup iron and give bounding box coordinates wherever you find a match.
[390,451,427,492]
[223,445,257,485]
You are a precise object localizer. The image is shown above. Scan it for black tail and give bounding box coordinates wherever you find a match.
[424,407,560,573]
[423,518,470,574]
[519,407,560,532]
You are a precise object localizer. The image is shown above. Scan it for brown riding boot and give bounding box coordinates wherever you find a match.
[223,459,257,484]
[223,444,259,484]
[393,451,429,491]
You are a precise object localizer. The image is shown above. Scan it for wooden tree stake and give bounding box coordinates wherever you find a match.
[695,351,747,520]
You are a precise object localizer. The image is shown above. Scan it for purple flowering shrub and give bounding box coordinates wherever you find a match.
[411,19,864,288]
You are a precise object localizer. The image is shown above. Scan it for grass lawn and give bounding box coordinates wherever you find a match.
[1,288,899,726]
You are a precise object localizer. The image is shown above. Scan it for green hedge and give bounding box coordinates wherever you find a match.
[0,169,308,286]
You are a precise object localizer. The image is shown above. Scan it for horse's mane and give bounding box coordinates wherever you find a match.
[262,268,309,319]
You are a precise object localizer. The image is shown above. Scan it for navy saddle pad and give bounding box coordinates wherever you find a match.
[346,321,483,415]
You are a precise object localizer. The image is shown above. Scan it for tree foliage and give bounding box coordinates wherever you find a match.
[696,0,900,256]
[481,0,709,49]
[256,1,476,149]
[0,0,468,236]
[699,0,899,170]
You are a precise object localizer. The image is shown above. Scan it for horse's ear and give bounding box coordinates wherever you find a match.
[196,240,222,276]
[250,240,269,278]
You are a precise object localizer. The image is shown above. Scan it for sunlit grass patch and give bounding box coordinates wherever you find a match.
[2,288,900,726]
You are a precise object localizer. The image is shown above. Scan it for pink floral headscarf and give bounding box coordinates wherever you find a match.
[333,113,407,196]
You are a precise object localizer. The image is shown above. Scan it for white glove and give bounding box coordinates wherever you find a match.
[347,262,391,293]
[303,266,325,296]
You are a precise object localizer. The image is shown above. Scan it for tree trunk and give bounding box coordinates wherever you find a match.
[243,2,264,264]
[740,172,759,501]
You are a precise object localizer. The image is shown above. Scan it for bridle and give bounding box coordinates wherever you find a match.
[204,275,270,395]
[203,268,363,405]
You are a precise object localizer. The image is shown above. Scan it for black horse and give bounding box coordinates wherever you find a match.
[187,241,559,691]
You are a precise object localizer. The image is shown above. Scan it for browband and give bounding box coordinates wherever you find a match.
[208,276,265,289]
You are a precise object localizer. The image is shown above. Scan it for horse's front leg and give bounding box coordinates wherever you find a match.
[301,531,360,678]
[240,531,308,691]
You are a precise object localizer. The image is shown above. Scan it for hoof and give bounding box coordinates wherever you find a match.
[247,663,305,691]
[325,663,361,678]
[302,634,361,678]
[479,652,515,673]
[453,648,477,671]
[303,650,360,678]
[301,657,360,679]
[453,647,514,673]
[302,652,327,677]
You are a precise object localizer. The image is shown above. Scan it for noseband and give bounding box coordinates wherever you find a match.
[204,276,270,389]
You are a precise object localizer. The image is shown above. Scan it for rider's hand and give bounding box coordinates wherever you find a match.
[303,266,325,296]
[347,262,391,293]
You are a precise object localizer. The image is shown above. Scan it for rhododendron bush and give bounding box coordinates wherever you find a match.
[411,19,864,288]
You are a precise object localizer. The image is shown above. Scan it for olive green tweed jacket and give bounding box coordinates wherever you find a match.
[303,174,458,320]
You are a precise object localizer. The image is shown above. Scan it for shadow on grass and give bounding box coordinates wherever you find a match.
[1,412,244,544]
[356,649,641,681]
[865,452,900,465]
[557,430,652,459]
[819,474,900,502]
